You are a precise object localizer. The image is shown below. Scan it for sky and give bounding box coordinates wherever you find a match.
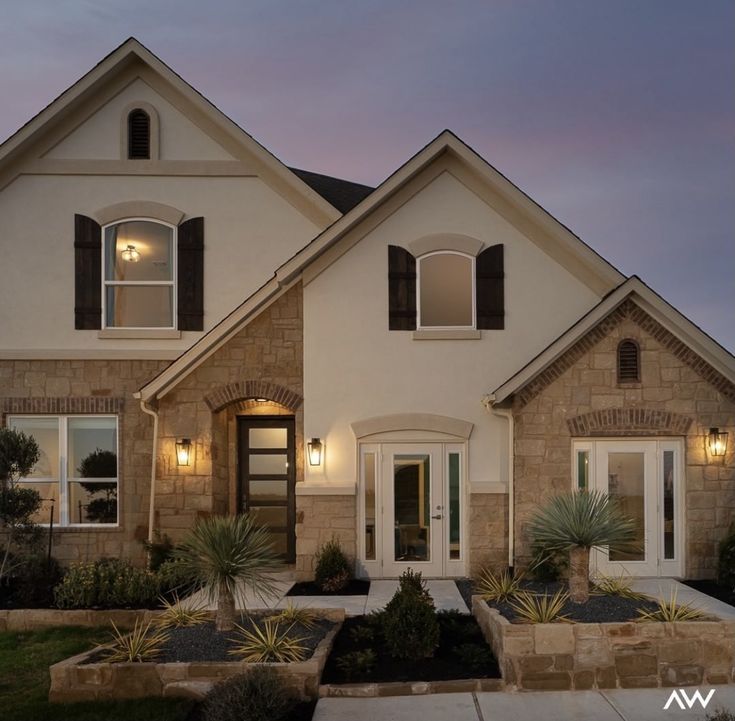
[0,0,733,350]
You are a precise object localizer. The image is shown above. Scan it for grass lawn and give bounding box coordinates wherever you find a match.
[0,626,195,721]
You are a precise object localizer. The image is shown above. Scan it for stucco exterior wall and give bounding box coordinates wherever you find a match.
[511,300,735,578]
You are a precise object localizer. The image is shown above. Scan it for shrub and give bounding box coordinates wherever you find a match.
[382,568,439,660]
[54,558,159,609]
[314,536,352,593]
[200,667,296,721]
[717,523,735,591]
[453,642,495,672]
[335,649,377,680]
[7,554,63,608]
[156,558,195,598]
[143,530,175,571]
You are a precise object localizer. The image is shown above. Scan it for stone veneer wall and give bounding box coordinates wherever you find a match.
[0,359,167,564]
[469,493,508,575]
[511,299,735,577]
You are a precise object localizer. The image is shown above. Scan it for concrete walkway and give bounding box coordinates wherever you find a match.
[314,687,735,721]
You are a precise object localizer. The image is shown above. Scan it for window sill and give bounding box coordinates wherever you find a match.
[98,329,181,339]
[412,329,482,340]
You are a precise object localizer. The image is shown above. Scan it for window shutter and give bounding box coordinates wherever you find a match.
[476,244,504,329]
[74,214,102,329]
[388,245,416,330]
[178,217,204,331]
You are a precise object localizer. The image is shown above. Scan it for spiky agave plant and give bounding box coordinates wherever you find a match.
[509,590,570,624]
[105,619,170,662]
[591,574,648,600]
[637,589,705,622]
[228,618,306,663]
[173,514,281,631]
[475,567,524,603]
[157,593,210,629]
[527,490,638,604]
[274,601,318,629]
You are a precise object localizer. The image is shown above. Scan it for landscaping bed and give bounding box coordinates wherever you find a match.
[287,579,370,597]
[682,579,735,607]
[321,611,500,684]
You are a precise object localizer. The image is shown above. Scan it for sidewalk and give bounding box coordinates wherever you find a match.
[314,687,735,721]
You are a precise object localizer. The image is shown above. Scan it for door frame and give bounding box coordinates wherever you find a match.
[573,437,685,577]
[237,416,296,563]
[357,439,467,578]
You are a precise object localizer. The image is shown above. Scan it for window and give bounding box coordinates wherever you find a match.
[103,219,175,328]
[617,339,640,383]
[127,109,150,159]
[417,251,475,328]
[8,416,118,526]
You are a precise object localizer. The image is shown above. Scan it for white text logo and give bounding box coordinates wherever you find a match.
[663,689,716,710]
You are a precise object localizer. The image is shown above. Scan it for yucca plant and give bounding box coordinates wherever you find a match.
[637,589,705,622]
[591,574,647,600]
[157,594,210,629]
[173,514,281,631]
[228,618,307,663]
[509,590,570,624]
[475,567,524,603]
[274,601,317,629]
[527,490,638,603]
[105,619,170,662]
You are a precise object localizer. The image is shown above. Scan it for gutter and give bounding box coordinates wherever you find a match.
[482,394,514,569]
[138,398,159,545]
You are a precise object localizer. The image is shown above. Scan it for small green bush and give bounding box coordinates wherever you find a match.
[335,649,377,680]
[8,554,63,607]
[54,558,159,609]
[453,642,495,672]
[717,523,735,591]
[199,667,296,721]
[382,568,439,660]
[156,558,195,598]
[314,535,352,592]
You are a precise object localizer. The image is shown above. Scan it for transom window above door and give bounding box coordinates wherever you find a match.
[418,252,475,329]
[103,219,175,329]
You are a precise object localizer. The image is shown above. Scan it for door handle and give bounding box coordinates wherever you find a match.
[431,514,442,520]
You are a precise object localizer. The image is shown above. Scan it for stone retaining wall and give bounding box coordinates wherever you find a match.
[0,608,164,632]
[49,608,344,702]
[473,597,735,690]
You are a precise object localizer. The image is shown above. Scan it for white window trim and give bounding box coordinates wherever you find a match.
[101,217,177,331]
[416,250,476,331]
[8,415,120,528]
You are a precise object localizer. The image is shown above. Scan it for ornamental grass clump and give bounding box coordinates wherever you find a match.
[228,617,306,663]
[156,594,209,629]
[591,573,647,600]
[475,567,524,603]
[105,618,170,662]
[274,600,317,629]
[637,589,705,622]
[382,568,439,660]
[173,514,280,631]
[509,589,570,624]
[527,490,638,604]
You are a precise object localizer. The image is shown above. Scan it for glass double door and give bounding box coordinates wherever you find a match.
[575,439,683,577]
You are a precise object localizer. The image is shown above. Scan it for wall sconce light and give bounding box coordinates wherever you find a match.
[708,427,728,457]
[121,244,140,262]
[176,438,192,466]
[307,438,323,466]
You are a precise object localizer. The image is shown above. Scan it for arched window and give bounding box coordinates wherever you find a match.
[617,339,640,383]
[417,251,475,329]
[127,109,150,159]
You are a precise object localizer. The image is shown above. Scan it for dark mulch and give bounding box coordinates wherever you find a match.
[682,579,735,607]
[287,579,370,597]
[85,614,336,664]
[321,612,500,684]
[455,579,473,609]
[485,581,659,623]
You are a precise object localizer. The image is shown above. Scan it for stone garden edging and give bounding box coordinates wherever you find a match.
[472,596,735,690]
[48,609,344,702]
[319,677,504,697]
[0,608,164,632]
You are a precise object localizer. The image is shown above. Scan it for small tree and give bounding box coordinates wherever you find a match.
[527,490,637,604]
[0,427,41,584]
[173,514,281,631]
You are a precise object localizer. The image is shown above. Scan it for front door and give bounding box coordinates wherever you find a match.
[574,439,683,577]
[237,417,296,562]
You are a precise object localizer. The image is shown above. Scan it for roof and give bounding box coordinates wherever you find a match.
[137,129,627,402]
[490,276,735,404]
[289,168,374,213]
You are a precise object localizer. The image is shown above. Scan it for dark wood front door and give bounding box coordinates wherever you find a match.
[237,416,296,562]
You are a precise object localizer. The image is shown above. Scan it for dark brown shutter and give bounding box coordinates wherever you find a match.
[617,340,640,382]
[388,245,416,330]
[74,214,102,329]
[178,217,204,331]
[476,244,504,329]
[127,109,150,159]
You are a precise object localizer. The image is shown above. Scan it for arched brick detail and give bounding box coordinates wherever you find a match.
[204,381,303,413]
[567,407,693,436]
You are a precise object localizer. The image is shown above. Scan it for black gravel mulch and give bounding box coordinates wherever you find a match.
[287,579,370,596]
[483,581,659,623]
[85,614,336,664]
[681,579,735,607]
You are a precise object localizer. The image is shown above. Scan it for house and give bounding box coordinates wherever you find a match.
[1,38,733,582]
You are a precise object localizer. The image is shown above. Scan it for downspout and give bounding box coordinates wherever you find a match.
[139,398,159,545]
[482,394,514,569]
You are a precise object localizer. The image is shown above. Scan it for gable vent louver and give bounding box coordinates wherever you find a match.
[127,109,150,159]
[617,340,640,382]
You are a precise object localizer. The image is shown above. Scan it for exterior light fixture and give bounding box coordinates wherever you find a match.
[121,244,140,262]
[307,438,323,466]
[708,427,728,457]
[176,438,192,466]
[255,398,268,402]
